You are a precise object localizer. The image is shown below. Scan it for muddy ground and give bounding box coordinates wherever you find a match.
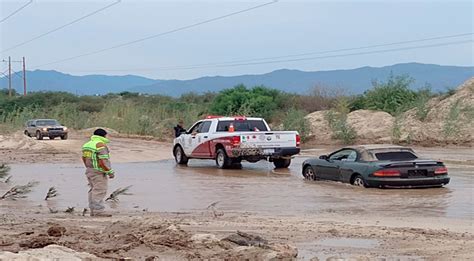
[0,132,473,260]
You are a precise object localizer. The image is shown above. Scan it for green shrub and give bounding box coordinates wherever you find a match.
[391,114,403,143]
[325,110,356,144]
[210,85,283,119]
[280,109,310,141]
[443,99,462,139]
[361,74,417,115]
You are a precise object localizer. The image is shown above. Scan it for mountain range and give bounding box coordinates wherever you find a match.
[1,63,472,96]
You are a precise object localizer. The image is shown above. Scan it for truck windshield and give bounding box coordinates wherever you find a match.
[217,120,268,132]
[36,120,59,126]
[374,151,418,161]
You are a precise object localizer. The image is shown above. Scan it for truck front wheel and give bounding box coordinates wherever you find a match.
[273,158,291,168]
[216,148,232,169]
[174,146,188,165]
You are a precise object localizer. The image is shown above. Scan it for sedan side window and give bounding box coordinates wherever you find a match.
[346,150,357,162]
[329,149,357,161]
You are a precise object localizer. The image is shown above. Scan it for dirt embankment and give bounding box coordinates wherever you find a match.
[1,210,473,260]
[0,130,173,164]
[305,77,474,145]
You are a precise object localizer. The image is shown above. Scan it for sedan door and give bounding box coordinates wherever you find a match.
[318,149,356,181]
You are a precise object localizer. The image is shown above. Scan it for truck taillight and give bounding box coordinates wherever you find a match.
[296,134,301,147]
[231,136,241,146]
[373,169,401,177]
[434,167,448,175]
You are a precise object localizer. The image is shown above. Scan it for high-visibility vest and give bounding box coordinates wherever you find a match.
[82,135,112,173]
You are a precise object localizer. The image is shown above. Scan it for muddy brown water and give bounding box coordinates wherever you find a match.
[1,156,472,220]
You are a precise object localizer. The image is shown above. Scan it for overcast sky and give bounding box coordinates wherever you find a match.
[1,0,473,80]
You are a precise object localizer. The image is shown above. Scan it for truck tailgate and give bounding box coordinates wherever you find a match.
[238,131,298,148]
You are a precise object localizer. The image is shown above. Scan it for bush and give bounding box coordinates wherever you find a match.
[210,85,283,119]
[280,109,310,141]
[357,74,417,115]
[325,110,356,144]
[443,99,462,139]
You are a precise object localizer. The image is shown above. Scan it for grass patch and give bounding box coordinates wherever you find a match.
[443,99,462,139]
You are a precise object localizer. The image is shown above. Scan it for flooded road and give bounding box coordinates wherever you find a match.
[2,156,472,220]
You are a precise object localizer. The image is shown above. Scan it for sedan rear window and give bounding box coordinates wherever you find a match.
[217,120,268,132]
[374,151,418,161]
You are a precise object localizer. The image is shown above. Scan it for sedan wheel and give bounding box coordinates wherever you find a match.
[303,166,316,180]
[352,175,367,188]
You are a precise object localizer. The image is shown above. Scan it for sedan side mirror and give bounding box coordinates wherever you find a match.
[319,155,328,160]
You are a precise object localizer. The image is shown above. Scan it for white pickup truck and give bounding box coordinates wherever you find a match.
[173,116,301,169]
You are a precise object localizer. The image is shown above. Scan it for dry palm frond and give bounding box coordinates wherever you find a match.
[44,187,59,200]
[0,164,11,182]
[0,181,39,200]
[206,201,224,218]
[82,208,88,216]
[0,164,10,179]
[106,185,133,202]
[206,201,220,209]
[65,207,75,213]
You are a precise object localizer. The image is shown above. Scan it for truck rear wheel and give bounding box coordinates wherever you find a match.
[174,146,188,165]
[274,158,291,168]
[216,148,232,169]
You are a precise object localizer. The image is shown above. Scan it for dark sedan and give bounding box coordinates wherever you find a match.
[302,145,450,188]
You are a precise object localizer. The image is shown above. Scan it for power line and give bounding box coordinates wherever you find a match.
[3,0,121,52]
[0,0,33,23]
[31,0,278,68]
[159,40,473,70]
[11,69,24,80]
[60,38,474,73]
[151,32,474,70]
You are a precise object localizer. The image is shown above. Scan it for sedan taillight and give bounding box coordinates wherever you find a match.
[373,169,401,177]
[434,166,448,175]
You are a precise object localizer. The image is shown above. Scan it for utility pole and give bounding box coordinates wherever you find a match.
[2,57,26,96]
[8,56,12,97]
[22,57,26,96]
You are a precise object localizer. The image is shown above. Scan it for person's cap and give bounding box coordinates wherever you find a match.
[93,128,107,137]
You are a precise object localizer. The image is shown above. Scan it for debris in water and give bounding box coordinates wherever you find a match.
[47,225,66,237]
[106,185,133,202]
[82,208,88,216]
[0,164,11,183]
[65,207,75,214]
[206,201,224,218]
[0,181,39,200]
[49,208,58,214]
[223,231,268,247]
[44,187,59,200]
